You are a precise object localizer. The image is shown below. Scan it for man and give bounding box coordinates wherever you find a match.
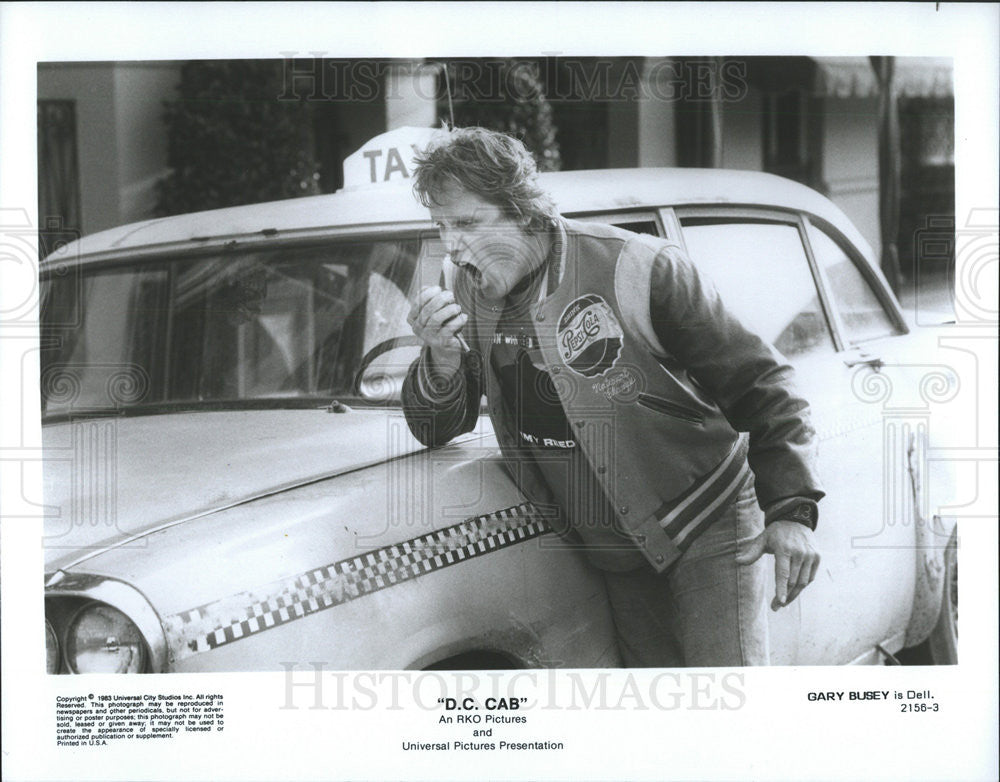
[402,126,823,667]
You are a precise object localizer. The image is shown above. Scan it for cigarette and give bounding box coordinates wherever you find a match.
[442,251,471,352]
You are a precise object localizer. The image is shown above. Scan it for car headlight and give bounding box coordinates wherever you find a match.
[45,620,60,674]
[65,603,148,674]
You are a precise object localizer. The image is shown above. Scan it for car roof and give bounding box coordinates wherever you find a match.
[42,167,874,266]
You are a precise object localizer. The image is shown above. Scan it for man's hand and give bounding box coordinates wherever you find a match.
[407,285,467,379]
[408,285,468,348]
[735,521,820,611]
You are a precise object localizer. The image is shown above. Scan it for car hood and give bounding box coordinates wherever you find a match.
[41,408,476,569]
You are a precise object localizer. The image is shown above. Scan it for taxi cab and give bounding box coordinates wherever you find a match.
[40,128,959,673]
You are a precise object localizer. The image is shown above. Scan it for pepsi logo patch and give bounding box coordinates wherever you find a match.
[556,294,624,378]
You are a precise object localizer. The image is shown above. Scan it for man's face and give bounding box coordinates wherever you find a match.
[429,184,547,300]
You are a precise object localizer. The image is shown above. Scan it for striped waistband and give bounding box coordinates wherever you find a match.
[655,434,752,552]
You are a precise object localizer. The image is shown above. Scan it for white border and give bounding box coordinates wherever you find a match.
[2,3,997,781]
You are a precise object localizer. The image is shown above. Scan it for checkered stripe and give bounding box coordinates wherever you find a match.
[164,503,551,660]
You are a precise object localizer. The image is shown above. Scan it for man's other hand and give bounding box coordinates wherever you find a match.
[735,521,820,611]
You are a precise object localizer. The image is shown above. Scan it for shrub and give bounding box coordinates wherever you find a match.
[446,59,561,172]
[157,60,320,216]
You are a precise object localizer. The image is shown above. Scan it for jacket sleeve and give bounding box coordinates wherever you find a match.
[401,347,483,447]
[646,243,825,514]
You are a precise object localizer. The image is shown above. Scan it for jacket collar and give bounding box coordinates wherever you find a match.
[546,218,568,296]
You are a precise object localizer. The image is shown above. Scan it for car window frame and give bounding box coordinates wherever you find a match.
[800,214,909,346]
[567,209,666,237]
[664,205,846,352]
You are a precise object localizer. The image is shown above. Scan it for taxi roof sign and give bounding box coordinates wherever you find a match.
[341,126,440,191]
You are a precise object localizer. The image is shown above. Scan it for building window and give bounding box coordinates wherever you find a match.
[764,92,805,170]
[762,89,825,188]
[675,99,718,168]
[37,100,81,258]
[673,57,725,169]
[899,97,955,277]
[902,97,954,168]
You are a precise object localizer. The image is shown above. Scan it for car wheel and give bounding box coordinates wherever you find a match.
[422,651,519,670]
[897,528,958,665]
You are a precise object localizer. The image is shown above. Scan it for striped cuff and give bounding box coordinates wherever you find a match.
[764,497,819,530]
[417,349,465,401]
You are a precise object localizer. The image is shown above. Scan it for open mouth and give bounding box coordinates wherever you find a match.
[453,259,491,295]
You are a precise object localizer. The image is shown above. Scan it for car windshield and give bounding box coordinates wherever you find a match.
[40,235,446,418]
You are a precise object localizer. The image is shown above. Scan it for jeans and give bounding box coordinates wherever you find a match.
[601,478,770,667]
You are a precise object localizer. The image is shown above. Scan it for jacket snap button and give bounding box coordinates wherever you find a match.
[536,313,545,322]
[551,366,560,374]
[619,504,629,515]
[635,534,646,544]
[655,554,665,564]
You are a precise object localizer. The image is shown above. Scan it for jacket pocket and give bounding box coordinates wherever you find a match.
[636,393,705,425]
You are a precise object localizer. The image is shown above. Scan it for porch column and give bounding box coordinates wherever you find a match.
[637,57,677,167]
[871,56,903,292]
[384,60,437,130]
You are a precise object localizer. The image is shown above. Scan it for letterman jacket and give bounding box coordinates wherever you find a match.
[402,217,824,573]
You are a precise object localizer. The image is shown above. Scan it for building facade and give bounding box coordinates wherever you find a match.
[38,56,952,278]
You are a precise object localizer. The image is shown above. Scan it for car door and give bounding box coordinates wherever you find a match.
[658,206,918,665]
[796,217,960,657]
